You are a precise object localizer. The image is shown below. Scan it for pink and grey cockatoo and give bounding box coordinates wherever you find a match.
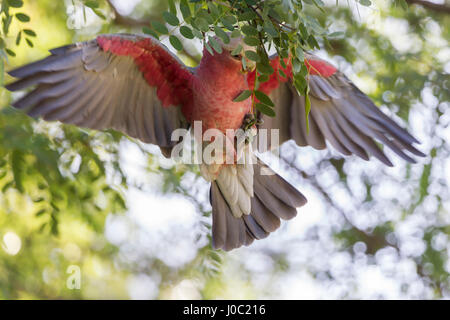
[5,34,424,251]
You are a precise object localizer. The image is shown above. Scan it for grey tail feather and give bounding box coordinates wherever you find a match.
[209,158,307,251]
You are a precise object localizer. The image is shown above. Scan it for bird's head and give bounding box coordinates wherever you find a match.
[210,35,256,73]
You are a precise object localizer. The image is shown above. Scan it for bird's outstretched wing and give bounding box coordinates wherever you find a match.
[6,34,193,153]
[248,54,425,166]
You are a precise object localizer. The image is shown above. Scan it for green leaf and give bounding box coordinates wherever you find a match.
[180,26,194,39]
[204,41,214,55]
[16,30,21,45]
[196,8,214,24]
[263,21,278,37]
[256,62,274,75]
[327,31,344,39]
[243,36,259,47]
[295,47,304,61]
[221,15,237,30]
[3,15,12,35]
[397,0,408,10]
[0,59,4,87]
[309,0,325,12]
[50,213,59,236]
[163,11,179,26]
[419,154,433,202]
[258,74,269,83]
[84,0,99,9]
[92,8,106,20]
[180,0,191,19]
[142,26,159,39]
[268,8,281,21]
[192,28,203,39]
[231,44,243,56]
[6,48,16,57]
[0,38,6,50]
[207,2,220,17]
[305,88,311,134]
[7,0,23,8]
[255,91,274,107]
[298,23,308,39]
[359,0,372,6]
[241,55,247,71]
[231,29,241,38]
[195,17,209,32]
[214,26,230,44]
[11,150,25,193]
[25,38,33,48]
[151,21,168,34]
[35,209,47,217]
[2,181,14,193]
[233,90,252,102]
[237,10,257,22]
[241,25,258,36]
[169,35,183,51]
[255,103,275,117]
[245,50,260,62]
[15,13,30,22]
[230,29,241,38]
[23,29,36,37]
[292,58,302,73]
[307,35,320,49]
[209,37,222,54]
[294,74,307,92]
[168,0,177,14]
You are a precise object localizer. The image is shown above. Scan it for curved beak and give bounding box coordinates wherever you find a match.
[242,58,256,73]
[246,59,256,72]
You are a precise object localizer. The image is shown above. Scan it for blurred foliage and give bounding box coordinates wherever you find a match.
[0,0,449,299]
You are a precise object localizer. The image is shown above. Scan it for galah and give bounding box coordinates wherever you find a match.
[5,34,424,251]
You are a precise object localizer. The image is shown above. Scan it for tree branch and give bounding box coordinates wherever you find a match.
[405,0,450,14]
[105,0,151,27]
[278,153,393,254]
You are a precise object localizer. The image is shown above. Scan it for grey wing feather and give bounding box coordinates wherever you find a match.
[5,34,190,151]
[260,55,424,166]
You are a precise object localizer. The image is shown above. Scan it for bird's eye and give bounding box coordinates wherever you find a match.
[231,53,241,60]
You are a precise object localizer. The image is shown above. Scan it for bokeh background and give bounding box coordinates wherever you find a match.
[0,0,449,299]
